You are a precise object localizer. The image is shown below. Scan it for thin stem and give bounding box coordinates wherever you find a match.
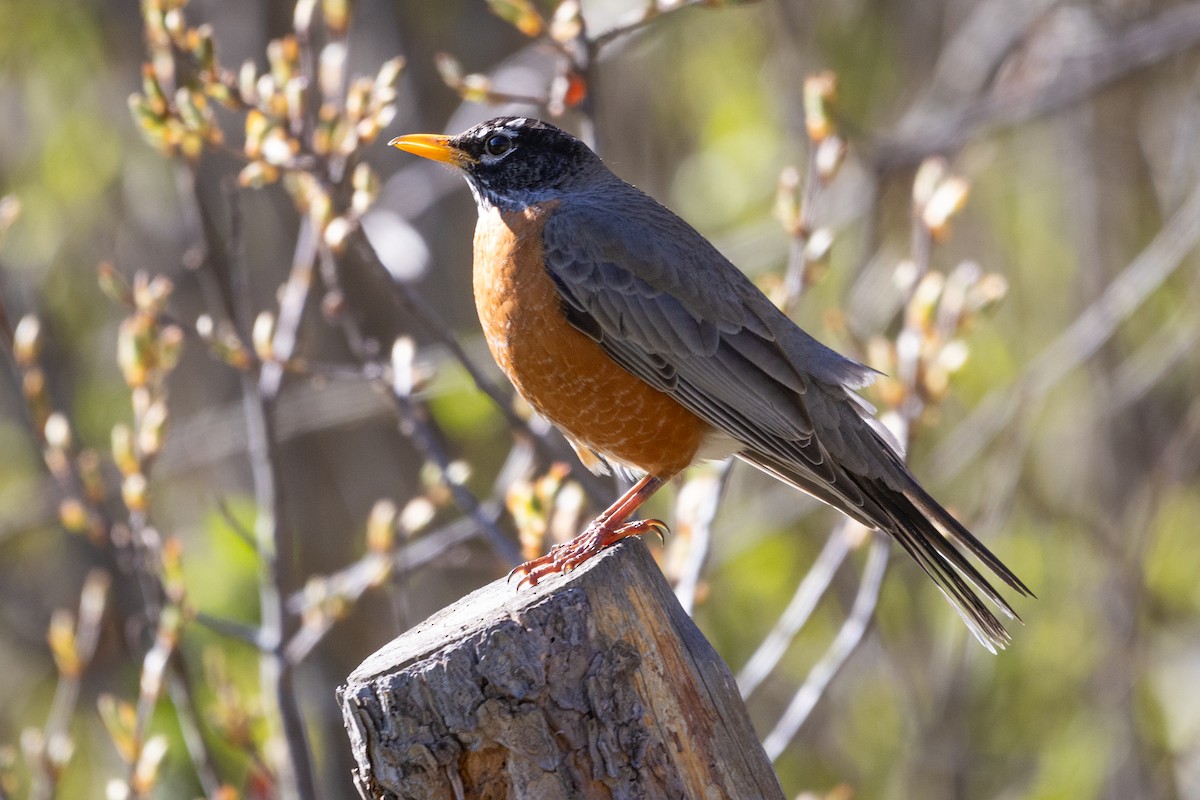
[391,386,520,565]
[588,0,709,53]
[347,229,611,505]
[29,570,110,800]
[728,119,844,703]
[240,309,317,800]
[870,3,1200,169]
[284,503,504,615]
[194,611,265,647]
[737,524,853,698]
[199,174,318,800]
[781,147,823,309]
[760,162,943,754]
[673,462,733,616]
[762,537,890,761]
[931,171,1200,480]
[319,245,521,565]
[260,216,319,401]
[166,662,222,797]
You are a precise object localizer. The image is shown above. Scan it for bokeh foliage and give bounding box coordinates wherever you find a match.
[1,0,1199,798]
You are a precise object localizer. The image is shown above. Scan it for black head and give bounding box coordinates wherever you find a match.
[390,117,604,210]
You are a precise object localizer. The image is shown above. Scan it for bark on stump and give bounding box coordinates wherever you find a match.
[339,537,784,800]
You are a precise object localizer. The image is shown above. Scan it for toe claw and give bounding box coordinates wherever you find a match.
[508,558,546,589]
[509,517,674,589]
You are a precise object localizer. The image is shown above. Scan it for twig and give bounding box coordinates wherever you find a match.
[728,113,857,701]
[675,126,826,613]
[761,537,890,761]
[737,525,853,698]
[588,0,710,54]
[870,3,1200,169]
[283,495,509,664]
[759,157,959,753]
[672,464,725,615]
[241,286,317,800]
[260,216,319,400]
[320,244,521,565]
[29,570,110,800]
[931,173,1200,481]
[213,495,257,551]
[194,611,265,648]
[390,382,520,565]
[347,229,611,505]
[0,304,114,543]
[165,662,222,797]
[203,177,318,800]
[285,502,503,614]
[347,230,520,418]
[1109,301,1200,412]
[781,148,824,306]
[4,245,223,797]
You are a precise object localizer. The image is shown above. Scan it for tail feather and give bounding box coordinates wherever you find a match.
[904,480,1034,598]
[738,449,1028,651]
[885,520,1011,652]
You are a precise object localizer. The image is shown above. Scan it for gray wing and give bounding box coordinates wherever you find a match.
[541,196,882,485]
[541,192,1031,650]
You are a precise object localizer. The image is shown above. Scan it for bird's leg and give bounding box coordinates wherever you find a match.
[509,473,670,587]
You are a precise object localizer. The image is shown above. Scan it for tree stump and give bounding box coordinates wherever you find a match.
[339,537,784,800]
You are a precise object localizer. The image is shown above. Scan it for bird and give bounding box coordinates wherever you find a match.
[390,116,1031,650]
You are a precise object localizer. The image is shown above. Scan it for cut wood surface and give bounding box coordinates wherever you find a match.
[339,537,785,800]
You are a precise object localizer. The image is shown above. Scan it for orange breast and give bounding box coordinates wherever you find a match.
[473,203,710,476]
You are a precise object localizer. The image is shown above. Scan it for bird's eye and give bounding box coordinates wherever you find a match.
[484,133,513,157]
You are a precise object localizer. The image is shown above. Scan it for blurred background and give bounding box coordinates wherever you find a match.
[2,0,1200,797]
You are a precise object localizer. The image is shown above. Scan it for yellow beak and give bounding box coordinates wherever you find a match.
[388,133,475,167]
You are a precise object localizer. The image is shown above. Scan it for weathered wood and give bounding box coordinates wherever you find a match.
[339,538,784,800]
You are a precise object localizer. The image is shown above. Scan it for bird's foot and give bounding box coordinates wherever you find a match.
[508,518,669,588]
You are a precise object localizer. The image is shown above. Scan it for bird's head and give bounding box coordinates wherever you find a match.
[389,117,603,210]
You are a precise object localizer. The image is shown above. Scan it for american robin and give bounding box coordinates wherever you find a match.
[391,117,1031,650]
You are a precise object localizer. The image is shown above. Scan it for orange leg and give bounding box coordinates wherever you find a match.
[509,473,670,587]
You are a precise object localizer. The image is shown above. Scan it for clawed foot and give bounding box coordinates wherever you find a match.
[508,518,669,588]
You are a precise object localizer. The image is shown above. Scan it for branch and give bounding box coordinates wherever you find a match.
[737,524,853,698]
[589,0,709,54]
[931,170,1200,481]
[870,3,1200,169]
[259,216,320,400]
[761,537,890,761]
[196,176,318,800]
[319,243,521,566]
[346,228,612,505]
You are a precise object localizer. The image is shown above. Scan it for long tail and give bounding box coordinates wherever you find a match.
[739,450,1033,652]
